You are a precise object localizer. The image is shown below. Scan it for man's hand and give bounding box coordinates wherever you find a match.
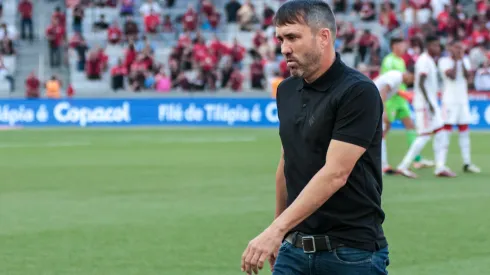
[241,225,284,274]
[268,253,277,272]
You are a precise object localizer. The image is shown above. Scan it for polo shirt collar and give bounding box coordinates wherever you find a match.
[296,52,345,92]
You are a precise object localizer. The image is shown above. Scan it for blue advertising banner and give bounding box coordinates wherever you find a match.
[0,98,489,129]
[0,98,279,128]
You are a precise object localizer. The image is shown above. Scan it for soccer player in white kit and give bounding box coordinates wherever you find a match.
[438,40,481,173]
[396,36,456,178]
[373,69,415,174]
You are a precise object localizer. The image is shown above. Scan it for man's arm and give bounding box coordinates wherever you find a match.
[270,140,366,234]
[380,84,389,103]
[418,74,434,113]
[274,147,287,219]
[270,82,381,235]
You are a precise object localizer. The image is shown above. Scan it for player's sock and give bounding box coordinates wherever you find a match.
[398,135,431,170]
[406,130,422,162]
[458,125,471,165]
[382,138,389,168]
[433,128,449,170]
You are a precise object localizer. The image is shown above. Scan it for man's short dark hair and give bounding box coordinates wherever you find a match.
[273,0,337,39]
[449,39,461,46]
[390,37,404,49]
[425,35,439,45]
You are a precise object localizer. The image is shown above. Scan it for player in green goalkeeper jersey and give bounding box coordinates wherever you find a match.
[381,38,434,173]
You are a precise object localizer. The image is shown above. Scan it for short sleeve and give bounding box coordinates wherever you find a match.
[416,56,429,76]
[388,72,403,91]
[438,58,452,73]
[332,82,382,149]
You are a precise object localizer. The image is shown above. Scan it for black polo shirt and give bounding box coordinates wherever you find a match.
[276,53,387,251]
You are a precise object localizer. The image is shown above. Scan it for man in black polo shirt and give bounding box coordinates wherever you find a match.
[240,1,388,274]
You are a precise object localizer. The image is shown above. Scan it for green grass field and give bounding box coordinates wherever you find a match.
[1,128,489,275]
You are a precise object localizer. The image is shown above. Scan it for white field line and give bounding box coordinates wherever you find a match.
[0,141,92,148]
[0,136,258,148]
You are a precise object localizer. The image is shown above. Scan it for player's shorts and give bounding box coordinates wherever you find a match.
[385,94,412,122]
[442,103,472,125]
[414,105,444,135]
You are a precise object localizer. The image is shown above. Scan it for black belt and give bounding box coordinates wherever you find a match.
[284,232,387,253]
[284,232,344,254]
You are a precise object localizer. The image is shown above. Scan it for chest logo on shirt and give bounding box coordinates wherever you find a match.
[308,114,316,126]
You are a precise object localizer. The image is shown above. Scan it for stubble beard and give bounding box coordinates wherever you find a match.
[290,47,323,79]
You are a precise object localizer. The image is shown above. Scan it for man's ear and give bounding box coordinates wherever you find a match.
[320,28,332,48]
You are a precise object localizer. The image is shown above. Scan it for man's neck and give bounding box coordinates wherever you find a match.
[427,51,437,59]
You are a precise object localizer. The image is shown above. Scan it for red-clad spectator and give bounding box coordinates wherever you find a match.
[86,51,102,80]
[193,40,208,63]
[124,43,137,70]
[229,67,244,91]
[262,4,275,30]
[69,32,83,48]
[409,0,431,10]
[208,9,220,30]
[250,57,264,89]
[105,0,118,8]
[66,84,75,98]
[201,54,217,72]
[201,0,214,16]
[408,23,423,39]
[25,71,40,98]
[177,32,192,49]
[208,35,228,60]
[46,18,64,67]
[162,15,173,32]
[379,5,399,33]
[182,4,198,32]
[129,54,148,91]
[144,10,160,33]
[279,59,289,78]
[476,0,487,15]
[107,21,122,44]
[230,38,246,64]
[464,15,479,36]
[253,30,266,48]
[436,4,451,34]
[358,29,379,62]
[96,47,109,71]
[111,59,127,91]
[52,6,66,27]
[141,48,154,70]
[131,54,148,72]
[471,23,490,46]
[18,0,33,41]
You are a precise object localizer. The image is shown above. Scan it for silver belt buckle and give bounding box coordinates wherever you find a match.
[301,236,316,254]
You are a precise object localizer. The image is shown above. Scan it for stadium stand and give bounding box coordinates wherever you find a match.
[1,0,489,98]
[0,0,20,94]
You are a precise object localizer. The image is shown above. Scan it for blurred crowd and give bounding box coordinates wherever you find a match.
[9,0,490,97]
